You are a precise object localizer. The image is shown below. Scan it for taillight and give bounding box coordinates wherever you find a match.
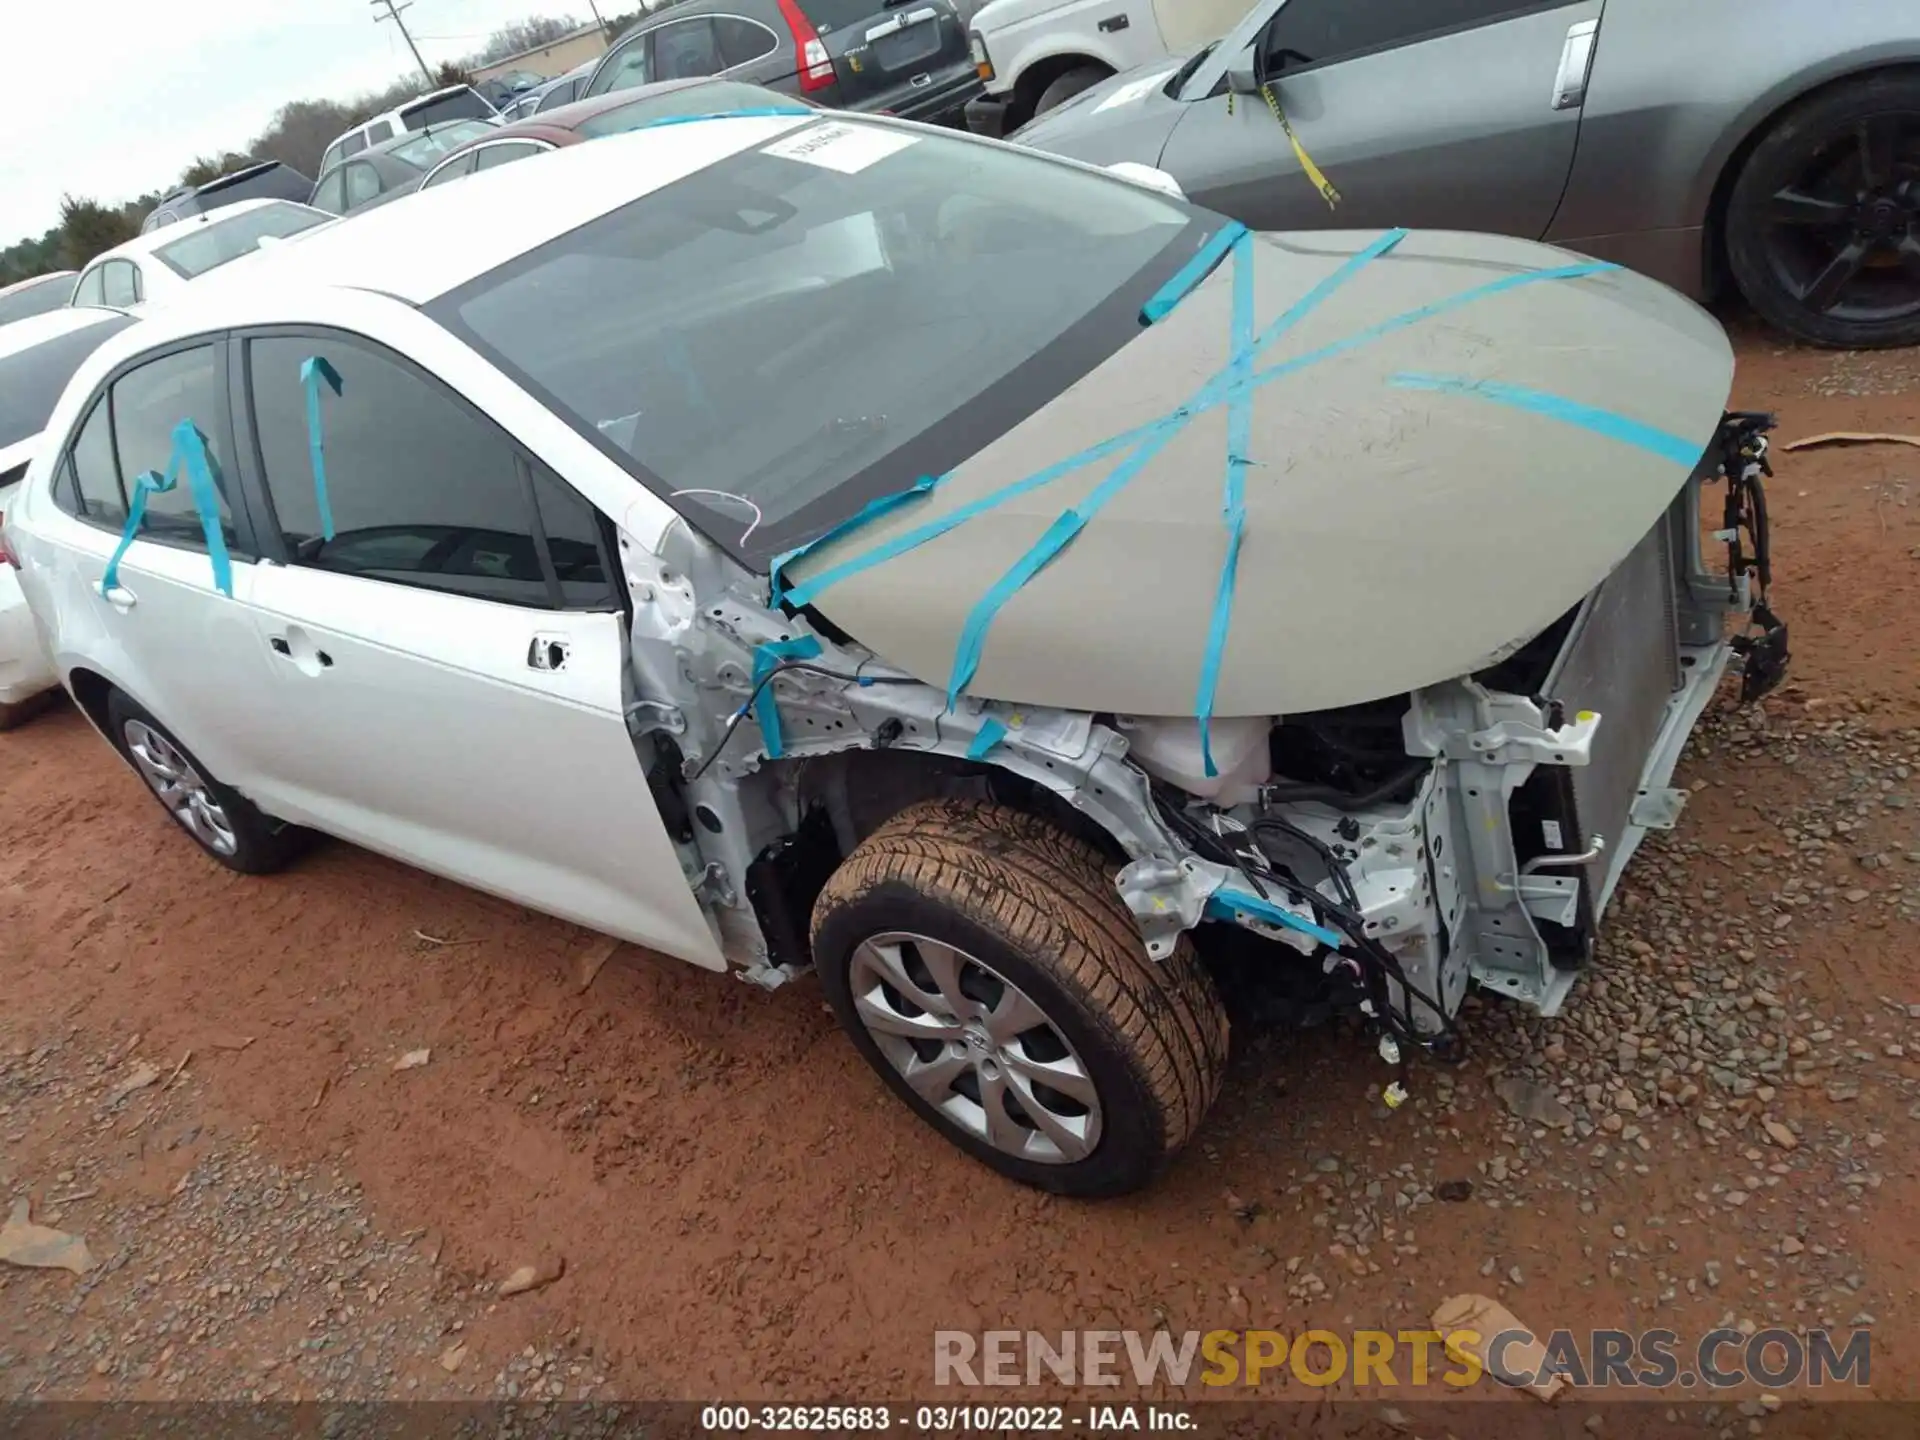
[775,0,837,92]
[0,518,17,569]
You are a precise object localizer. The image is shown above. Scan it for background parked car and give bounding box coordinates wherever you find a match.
[476,69,548,112]
[308,121,499,217]
[139,160,317,234]
[0,305,138,728]
[963,0,1249,138]
[1011,0,1920,349]
[0,272,78,327]
[69,201,332,312]
[418,78,818,190]
[584,0,983,125]
[315,85,502,178]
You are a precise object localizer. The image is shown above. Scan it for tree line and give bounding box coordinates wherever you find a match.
[0,10,648,289]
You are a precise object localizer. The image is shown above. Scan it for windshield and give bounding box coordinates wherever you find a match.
[389,121,497,168]
[0,274,73,327]
[575,82,805,138]
[402,90,494,128]
[435,118,1202,563]
[0,315,136,451]
[153,203,328,279]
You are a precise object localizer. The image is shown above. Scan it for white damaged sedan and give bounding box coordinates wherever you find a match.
[2,109,1789,1195]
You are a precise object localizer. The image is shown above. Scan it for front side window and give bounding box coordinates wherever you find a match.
[366,119,396,143]
[436,118,1198,563]
[312,171,348,213]
[585,33,651,96]
[1260,0,1552,73]
[99,262,139,308]
[344,163,383,208]
[534,77,582,113]
[340,131,369,158]
[152,202,327,279]
[71,267,108,307]
[109,346,240,551]
[244,333,607,609]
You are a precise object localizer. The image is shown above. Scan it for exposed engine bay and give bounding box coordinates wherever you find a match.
[618,411,1787,1070]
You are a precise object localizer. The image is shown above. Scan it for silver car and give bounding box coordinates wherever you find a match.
[1010,0,1920,349]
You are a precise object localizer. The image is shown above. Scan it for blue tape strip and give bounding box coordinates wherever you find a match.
[99,421,233,598]
[770,474,937,607]
[1197,233,1257,778]
[750,634,823,759]
[300,356,343,542]
[1204,889,1345,950]
[965,717,1008,760]
[1141,221,1249,325]
[635,107,816,131]
[1388,372,1704,467]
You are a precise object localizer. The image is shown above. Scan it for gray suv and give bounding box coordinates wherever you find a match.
[584,0,982,124]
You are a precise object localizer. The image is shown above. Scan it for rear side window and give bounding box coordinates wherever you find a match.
[109,347,241,550]
[244,333,612,609]
[312,171,348,213]
[651,18,727,79]
[60,400,128,527]
[473,141,549,172]
[345,164,383,208]
[340,131,369,157]
[716,16,780,66]
[366,119,395,143]
[421,152,479,189]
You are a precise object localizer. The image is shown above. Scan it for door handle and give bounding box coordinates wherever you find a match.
[527,633,571,673]
[1551,18,1598,111]
[268,632,333,673]
[101,583,137,612]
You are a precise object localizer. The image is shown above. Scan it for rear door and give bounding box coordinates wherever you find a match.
[800,0,973,107]
[1163,0,1602,237]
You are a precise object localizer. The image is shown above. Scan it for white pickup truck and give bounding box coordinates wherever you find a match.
[963,0,1252,136]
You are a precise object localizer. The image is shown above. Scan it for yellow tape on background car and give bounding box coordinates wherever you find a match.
[1230,84,1340,209]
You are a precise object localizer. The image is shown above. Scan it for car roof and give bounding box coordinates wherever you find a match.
[0,270,76,299]
[200,110,823,307]
[0,304,129,360]
[86,200,329,267]
[520,76,761,133]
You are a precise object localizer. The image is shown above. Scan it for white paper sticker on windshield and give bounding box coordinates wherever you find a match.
[1092,69,1175,113]
[761,122,918,174]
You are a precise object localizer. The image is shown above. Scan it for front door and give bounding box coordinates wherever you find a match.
[1165,0,1603,238]
[231,328,723,968]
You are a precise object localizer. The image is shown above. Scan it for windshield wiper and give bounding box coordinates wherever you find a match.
[1165,43,1216,98]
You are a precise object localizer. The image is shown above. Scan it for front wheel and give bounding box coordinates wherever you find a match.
[1724,73,1920,349]
[812,799,1228,1197]
[1033,65,1109,119]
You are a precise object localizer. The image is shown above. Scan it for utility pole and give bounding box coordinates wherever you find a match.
[371,0,435,85]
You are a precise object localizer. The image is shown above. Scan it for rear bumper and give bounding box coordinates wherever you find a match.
[852,67,984,124]
[0,578,56,707]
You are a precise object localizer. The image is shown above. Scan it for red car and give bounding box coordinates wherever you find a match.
[415,77,815,191]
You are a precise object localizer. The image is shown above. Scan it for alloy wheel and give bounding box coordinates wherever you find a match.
[847,931,1103,1164]
[121,720,238,856]
[1760,110,1920,327]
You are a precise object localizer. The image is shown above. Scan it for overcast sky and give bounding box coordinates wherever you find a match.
[2,0,583,242]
